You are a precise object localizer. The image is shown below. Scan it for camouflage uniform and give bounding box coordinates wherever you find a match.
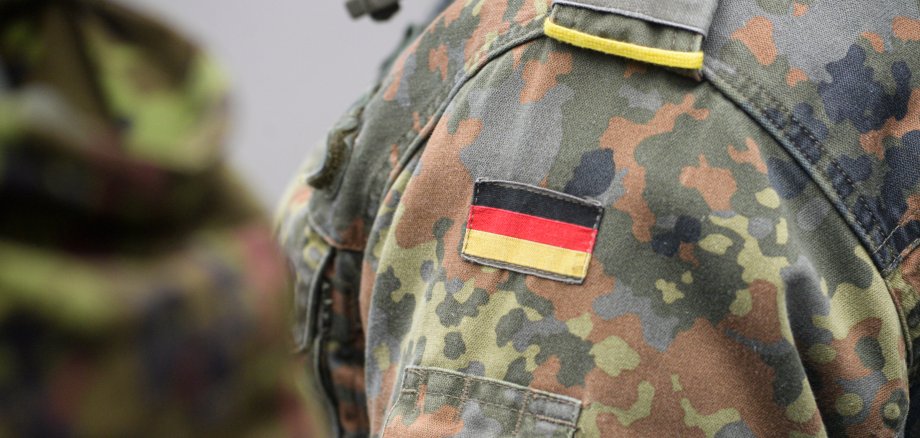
[278,0,920,436]
[0,1,322,435]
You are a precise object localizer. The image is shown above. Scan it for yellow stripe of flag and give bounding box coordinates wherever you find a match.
[463,229,591,279]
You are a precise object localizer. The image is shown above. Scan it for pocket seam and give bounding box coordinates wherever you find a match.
[396,388,580,430]
[406,366,581,409]
[379,388,412,438]
[396,366,583,431]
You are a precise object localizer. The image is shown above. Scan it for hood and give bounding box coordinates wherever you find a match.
[0,0,236,247]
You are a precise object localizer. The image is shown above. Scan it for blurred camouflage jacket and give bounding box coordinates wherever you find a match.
[278,0,920,436]
[0,1,323,436]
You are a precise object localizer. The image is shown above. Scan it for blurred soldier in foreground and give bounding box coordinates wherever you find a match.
[279,0,920,436]
[0,1,321,435]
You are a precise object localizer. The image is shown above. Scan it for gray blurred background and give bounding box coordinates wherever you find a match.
[119,0,433,205]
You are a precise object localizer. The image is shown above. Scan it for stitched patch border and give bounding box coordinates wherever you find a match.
[461,179,603,284]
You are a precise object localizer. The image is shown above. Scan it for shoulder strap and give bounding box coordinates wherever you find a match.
[554,0,719,35]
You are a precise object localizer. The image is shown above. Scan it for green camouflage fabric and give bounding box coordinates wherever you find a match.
[0,1,322,436]
[278,0,920,436]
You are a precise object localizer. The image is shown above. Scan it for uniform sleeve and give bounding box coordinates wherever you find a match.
[0,1,321,435]
[275,88,379,437]
[274,6,453,433]
[277,0,920,436]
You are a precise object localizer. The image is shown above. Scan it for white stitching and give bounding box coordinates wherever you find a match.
[885,237,920,274]
[398,389,579,429]
[874,209,920,256]
[380,389,412,438]
[707,70,881,256]
[403,366,581,408]
[513,389,531,435]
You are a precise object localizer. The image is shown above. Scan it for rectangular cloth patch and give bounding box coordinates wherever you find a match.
[462,179,604,284]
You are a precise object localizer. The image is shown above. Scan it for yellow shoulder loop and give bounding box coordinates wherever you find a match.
[544,19,704,70]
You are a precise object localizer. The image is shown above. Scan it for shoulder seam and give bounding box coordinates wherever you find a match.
[703,61,893,272]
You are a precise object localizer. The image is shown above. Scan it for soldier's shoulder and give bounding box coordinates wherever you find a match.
[293,0,551,250]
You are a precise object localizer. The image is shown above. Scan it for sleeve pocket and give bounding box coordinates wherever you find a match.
[382,366,582,438]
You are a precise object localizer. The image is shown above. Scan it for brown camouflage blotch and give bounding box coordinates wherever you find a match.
[584,315,663,400]
[728,138,769,174]
[383,68,405,102]
[440,0,466,28]
[786,68,809,87]
[392,116,508,291]
[731,17,778,66]
[718,280,784,344]
[530,355,583,397]
[387,144,402,181]
[329,280,349,316]
[662,319,813,436]
[859,130,887,161]
[594,411,639,437]
[793,3,809,17]
[859,89,920,160]
[862,32,887,53]
[383,38,422,102]
[678,242,700,267]
[601,94,708,242]
[331,363,367,396]
[680,155,738,212]
[900,196,920,226]
[893,16,920,41]
[465,0,511,63]
[624,62,647,78]
[338,217,368,252]
[520,51,573,104]
[587,307,644,347]
[413,113,424,132]
[429,45,450,81]
[524,258,616,320]
[416,383,428,410]
[383,404,464,438]
[360,259,376,336]
[814,318,884,402]
[395,118,480,249]
[514,0,547,25]
[584,370,690,436]
[587,368,679,433]
[587,314,807,435]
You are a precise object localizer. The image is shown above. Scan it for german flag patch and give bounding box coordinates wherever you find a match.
[462,179,604,284]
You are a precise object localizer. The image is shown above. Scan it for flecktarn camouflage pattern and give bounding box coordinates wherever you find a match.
[278,0,920,436]
[0,1,322,436]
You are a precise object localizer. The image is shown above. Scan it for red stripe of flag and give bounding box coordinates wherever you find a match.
[467,205,598,253]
